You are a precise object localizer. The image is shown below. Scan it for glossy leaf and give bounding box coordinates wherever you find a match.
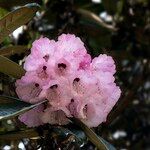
[0,45,28,57]
[77,8,117,32]
[0,95,47,121]
[69,128,87,147]
[72,118,116,150]
[99,137,116,150]
[52,126,86,148]
[0,3,40,43]
[0,55,25,78]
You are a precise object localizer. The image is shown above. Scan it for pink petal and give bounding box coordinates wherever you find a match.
[91,54,116,74]
[41,107,70,125]
[19,105,44,127]
[57,34,86,54]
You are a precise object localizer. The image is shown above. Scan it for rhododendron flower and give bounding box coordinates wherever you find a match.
[19,105,44,127]
[16,33,121,127]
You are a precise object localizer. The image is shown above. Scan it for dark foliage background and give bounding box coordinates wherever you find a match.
[0,0,149,149]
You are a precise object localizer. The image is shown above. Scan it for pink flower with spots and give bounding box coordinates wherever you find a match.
[16,34,121,127]
[19,105,44,127]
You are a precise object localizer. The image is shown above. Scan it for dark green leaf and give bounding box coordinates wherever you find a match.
[69,128,87,147]
[0,95,47,121]
[99,137,116,150]
[0,3,40,43]
[0,129,41,140]
[0,7,8,19]
[72,118,116,150]
[102,0,117,15]
[77,8,117,32]
[75,0,91,7]
[52,126,86,148]
[0,0,42,10]
[0,45,28,57]
[117,0,124,15]
[0,55,25,78]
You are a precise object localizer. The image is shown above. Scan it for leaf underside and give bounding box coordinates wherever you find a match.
[0,3,40,43]
[0,45,28,57]
[0,55,25,78]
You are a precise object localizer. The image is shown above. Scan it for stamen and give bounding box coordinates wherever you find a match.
[73,78,80,82]
[43,55,49,62]
[83,104,88,115]
[35,83,39,87]
[43,66,47,70]
[50,84,58,89]
[71,99,74,102]
[58,63,66,69]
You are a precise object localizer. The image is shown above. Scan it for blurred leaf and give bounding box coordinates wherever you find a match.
[0,0,42,10]
[0,95,47,121]
[1,36,11,46]
[0,7,8,19]
[0,3,40,43]
[99,137,116,150]
[116,0,124,15]
[69,128,87,147]
[1,120,15,132]
[75,0,91,6]
[77,8,117,32]
[0,56,24,77]
[88,35,111,55]
[0,128,41,140]
[0,56,25,78]
[0,45,28,57]
[52,126,87,148]
[76,1,104,14]
[102,0,118,15]
[79,22,112,54]
[72,118,116,150]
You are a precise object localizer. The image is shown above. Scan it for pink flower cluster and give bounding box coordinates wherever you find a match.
[16,34,121,127]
